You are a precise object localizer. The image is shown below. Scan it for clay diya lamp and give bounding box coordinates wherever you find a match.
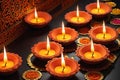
[117,27,120,35]
[31,37,63,61]
[48,22,79,45]
[46,53,80,79]
[22,70,42,80]
[110,18,120,26]
[85,71,104,80]
[0,47,22,75]
[85,0,112,19]
[77,37,90,46]
[76,40,109,64]
[24,7,52,28]
[89,21,118,44]
[65,5,92,27]
[111,8,120,16]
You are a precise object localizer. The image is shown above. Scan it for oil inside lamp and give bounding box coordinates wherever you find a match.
[56,22,71,41]
[71,5,85,23]
[39,36,55,56]
[84,40,102,60]
[55,53,71,74]
[30,7,45,23]
[91,0,105,14]
[96,21,112,40]
[0,47,14,69]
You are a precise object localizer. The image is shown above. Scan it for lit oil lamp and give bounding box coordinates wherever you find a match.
[89,21,118,44]
[0,46,22,74]
[56,22,71,41]
[71,5,85,23]
[46,53,80,78]
[31,36,63,60]
[30,8,45,24]
[77,37,90,46]
[86,0,112,19]
[76,39,109,64]
[24,7,52,28]
[65,6,92,26]
[91,0,105,14]
[54,53,71,74]
[96,21,111,40]
[48,22,78,45]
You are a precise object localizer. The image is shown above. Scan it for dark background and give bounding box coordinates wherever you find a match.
[0,0,120,80]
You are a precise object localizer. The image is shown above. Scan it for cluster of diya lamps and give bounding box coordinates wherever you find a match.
[0,46,22,75]
[30,20,118,79]
[24,0,112,28]
[22,0,118,79]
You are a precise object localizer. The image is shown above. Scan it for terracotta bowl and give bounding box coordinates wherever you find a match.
[86,2,112,19]
[24,11,52,28]
[0,53,22,75]
[65,11,92,26]
[76,44,109,64]
[89,26,118,44]
[31,42,63,60]
[48,27,79,45]
[46,57,80,78]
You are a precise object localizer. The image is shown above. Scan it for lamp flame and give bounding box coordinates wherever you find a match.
[34,7,38,19]
[91,39,94,52]
[47,36,50,50]
[3,46,7,63]
[97,0,100,9]
[61,53,65,67]
[76,5,79,17]
[103,20,106,34]
[62,21,65,35]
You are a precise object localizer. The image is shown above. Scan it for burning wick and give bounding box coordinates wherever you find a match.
[63,34,65,39]
[3,62,7,67]
[46,36,50,55]
[97,8,100,13]
[103,33,106,39]
[62,21,66,39]
[62,66,65,73]
[92,51,94,58]
[46,50,49,55]
[91,39,94,58]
